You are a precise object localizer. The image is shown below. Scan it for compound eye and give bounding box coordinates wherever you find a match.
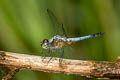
[43,39,49,43]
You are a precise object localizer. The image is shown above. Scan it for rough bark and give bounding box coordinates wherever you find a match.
[0,51,120,80]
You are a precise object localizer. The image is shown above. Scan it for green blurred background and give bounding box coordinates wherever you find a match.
[0,0,120,80]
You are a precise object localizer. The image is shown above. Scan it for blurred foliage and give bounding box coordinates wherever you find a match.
[0,0,120,80]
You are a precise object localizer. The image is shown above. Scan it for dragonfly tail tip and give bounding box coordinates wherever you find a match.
[100,32,106,35]
[92,32,105,37]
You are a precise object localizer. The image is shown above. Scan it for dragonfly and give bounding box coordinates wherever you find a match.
[40,9,105,63]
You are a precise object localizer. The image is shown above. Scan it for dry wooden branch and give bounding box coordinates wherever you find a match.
[0,51,120,80]
[2,66,20,80]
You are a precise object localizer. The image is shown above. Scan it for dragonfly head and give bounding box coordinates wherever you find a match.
[40,39,49,49]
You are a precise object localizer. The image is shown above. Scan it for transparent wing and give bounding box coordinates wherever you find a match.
[47,9,67,37]
[61,24,68,37]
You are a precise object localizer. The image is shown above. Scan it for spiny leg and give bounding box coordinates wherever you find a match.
[59,48,64,65]
[60,48,64,58]
[47,49,54,64]
[40,48,44,55]
[42,49,49,62]
[41,49,45,59]
[41,48,46,56]
[47,38,57,63]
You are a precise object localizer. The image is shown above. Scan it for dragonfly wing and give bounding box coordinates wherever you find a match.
[61,24,68,37]
[47,9,67,37]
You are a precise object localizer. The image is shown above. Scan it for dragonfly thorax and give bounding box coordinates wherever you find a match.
[40,35,67,49]
[49,35,67,43]
[48,35,67,49]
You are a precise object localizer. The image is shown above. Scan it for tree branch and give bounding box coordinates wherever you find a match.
[0,51,120,80]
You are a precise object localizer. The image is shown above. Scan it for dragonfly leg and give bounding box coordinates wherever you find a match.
[59,48,64,65]
[42,54,47,62]
[61,24,67,37]
[47,49,54,64]
[40,48,45,56]
[46,39,56,63]
[42,49,49,62]
[60,48,64,58]
[47,56,53,64]
[41,49,45,59]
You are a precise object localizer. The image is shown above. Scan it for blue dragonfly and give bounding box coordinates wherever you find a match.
[40,9,105,63]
